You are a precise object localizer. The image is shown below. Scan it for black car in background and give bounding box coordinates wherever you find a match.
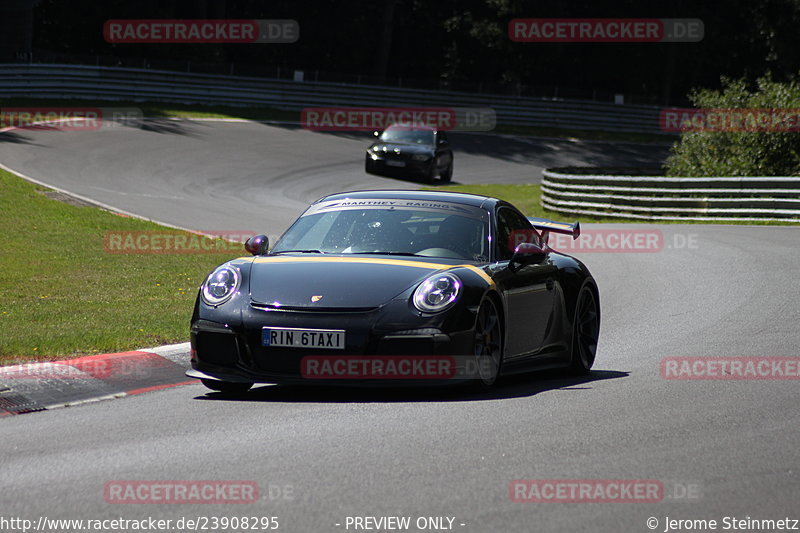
[365,124,454,183]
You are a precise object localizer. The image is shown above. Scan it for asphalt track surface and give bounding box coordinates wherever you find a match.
[2,120,798,532]
[0,119,668,235]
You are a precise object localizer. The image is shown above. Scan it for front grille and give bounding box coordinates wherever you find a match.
[250,303,377,314]
[195,331,240,368]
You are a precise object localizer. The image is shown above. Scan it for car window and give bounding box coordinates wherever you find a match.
[380,128,434,144]
[272,208,489,260]
[496,207,536,261]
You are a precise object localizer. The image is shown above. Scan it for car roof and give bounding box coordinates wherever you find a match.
[384,123,436,131]
[315,189,499,209]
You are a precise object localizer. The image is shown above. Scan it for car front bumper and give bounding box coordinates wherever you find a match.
[367,154,433,175]
[188,303,478,386]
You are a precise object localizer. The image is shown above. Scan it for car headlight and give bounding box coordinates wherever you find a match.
[413,273,461,313]
[412,154,431,161]
[201,265,240,306]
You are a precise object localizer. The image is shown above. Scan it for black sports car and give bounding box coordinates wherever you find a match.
[365,124,454,183]
[187,190,600,392]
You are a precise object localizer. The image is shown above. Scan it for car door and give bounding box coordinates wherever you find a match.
[492,206,558,361]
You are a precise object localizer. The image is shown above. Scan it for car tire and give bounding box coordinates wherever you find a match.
[472,296,503,390]
[425,158,438,184]
[440,160,453,183]
[201,379,253,394]
[568,284,600,374]
[365,155,376,175]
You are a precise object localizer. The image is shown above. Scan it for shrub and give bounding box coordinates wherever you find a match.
[665,76,800,176]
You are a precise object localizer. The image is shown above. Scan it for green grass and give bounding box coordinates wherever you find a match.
[427,184,800,225]
[1,170,794,364]
[0,169,246,364]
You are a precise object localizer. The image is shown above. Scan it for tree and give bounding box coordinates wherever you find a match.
[665,75,800,176]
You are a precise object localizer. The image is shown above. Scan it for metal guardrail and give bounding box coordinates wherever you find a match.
[541,169,800,222]
[0,63,670,134]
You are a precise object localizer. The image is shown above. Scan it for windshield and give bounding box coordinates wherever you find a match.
[272,207,489,261]
[379,128,435,145]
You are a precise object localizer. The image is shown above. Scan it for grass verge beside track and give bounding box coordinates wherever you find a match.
[0,169,242,364]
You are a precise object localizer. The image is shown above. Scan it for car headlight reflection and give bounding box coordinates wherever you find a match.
[201,265,240,306]
[413,273,461,313]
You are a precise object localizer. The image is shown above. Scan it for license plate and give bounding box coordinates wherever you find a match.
[385,160,406,167]
[262,327,345,350]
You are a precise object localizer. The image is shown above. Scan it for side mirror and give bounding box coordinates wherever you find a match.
[244,234,269,256]
[510,242,547,270]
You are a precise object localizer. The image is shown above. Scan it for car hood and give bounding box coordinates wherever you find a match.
[248,256,458,309]
[369,142,433,155]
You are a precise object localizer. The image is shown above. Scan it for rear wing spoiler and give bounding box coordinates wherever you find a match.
[527,217,581,245]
